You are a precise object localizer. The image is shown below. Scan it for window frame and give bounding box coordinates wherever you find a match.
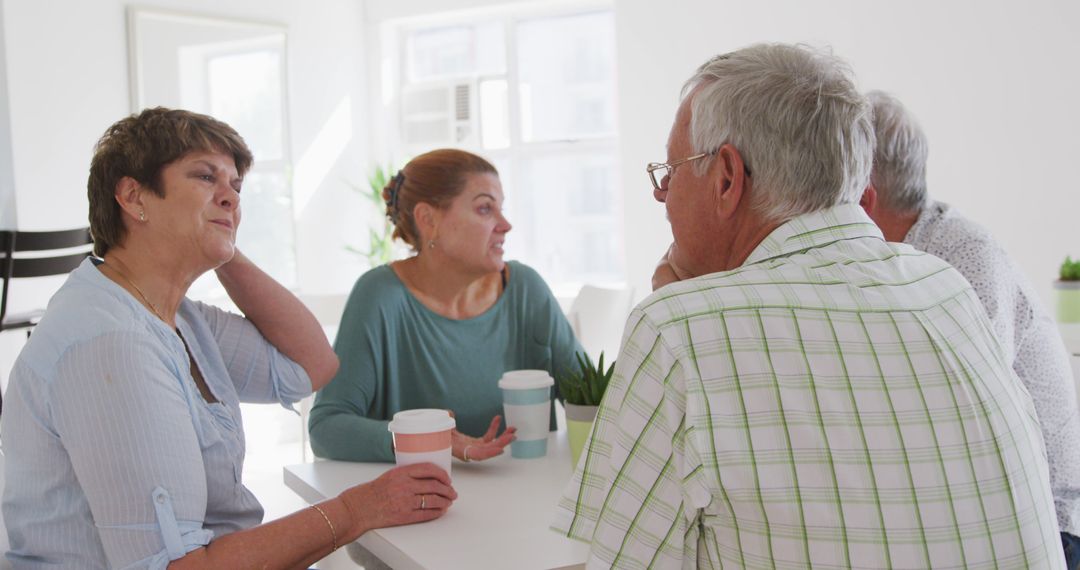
[376,0,623,296]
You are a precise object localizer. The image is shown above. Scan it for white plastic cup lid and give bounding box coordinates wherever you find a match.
[497,369,555,390]
[387,409,456,434]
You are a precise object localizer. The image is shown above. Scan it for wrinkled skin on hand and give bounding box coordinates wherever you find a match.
[652,243,695,291]
[340,462,458,535]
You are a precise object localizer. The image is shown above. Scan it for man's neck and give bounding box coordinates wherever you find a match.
[876,209,921,242]
[717,217,784,272]
[683,209,783,277]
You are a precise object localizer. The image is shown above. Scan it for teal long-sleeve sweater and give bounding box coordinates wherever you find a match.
[308,261,584,462]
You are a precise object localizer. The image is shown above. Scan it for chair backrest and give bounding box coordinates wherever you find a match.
[567,284,635,363]
[0,228,93,329]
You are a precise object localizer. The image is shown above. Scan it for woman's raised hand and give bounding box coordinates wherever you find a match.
[339,463,457,536]
[451,415,516,462]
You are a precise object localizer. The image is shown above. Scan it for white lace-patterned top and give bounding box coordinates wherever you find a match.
[906,200,1080,536]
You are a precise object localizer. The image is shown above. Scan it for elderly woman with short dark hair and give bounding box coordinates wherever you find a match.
[2,107,456,569]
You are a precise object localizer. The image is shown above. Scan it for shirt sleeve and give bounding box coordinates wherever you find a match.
[552,309,703,569]
[307,284,396,463]
[195,300,312,407]
[48,332,214,568]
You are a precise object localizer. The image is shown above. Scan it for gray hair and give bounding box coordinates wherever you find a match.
[681,44,874,223]
[866,90,929,213]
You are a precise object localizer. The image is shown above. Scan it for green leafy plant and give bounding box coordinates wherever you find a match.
[557,351,615,406]
[346,163,396,267]
[1061,256,1080,281]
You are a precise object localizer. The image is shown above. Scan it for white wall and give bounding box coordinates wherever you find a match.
[0,1,14,229]
[0,0,370,385]
[615,0,1080,305]
[364,0,552,23]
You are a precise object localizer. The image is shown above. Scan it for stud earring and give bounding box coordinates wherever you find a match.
[428,240,436,249]
[139,209,146,222]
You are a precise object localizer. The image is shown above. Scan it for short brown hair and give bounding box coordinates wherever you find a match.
[87,107,254,256]
[382,148,497,249]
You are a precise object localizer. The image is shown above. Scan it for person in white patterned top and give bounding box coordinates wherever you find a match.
[860,89,1080,569]
[552,44,1064,568]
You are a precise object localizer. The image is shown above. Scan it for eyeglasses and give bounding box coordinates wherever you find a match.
[646,152,714,192]
[646,150,750,192]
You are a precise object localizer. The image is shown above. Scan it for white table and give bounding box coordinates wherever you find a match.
[284,432,589,570]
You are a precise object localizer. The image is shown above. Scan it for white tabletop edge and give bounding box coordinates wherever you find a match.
[281,465,324,505]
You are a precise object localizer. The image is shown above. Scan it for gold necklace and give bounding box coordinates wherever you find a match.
[103,261,167,322]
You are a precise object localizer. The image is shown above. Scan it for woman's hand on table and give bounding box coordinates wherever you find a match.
[339,462,457,536]
[452,415,516,462]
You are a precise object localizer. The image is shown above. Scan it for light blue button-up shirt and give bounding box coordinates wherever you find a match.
[2,258,313,569]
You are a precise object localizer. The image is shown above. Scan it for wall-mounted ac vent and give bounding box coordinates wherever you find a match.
[400,80,477,149]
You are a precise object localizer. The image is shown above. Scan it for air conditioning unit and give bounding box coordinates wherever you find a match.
[400,80,478,150]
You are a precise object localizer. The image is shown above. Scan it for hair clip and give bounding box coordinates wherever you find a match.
[386,170,405,224]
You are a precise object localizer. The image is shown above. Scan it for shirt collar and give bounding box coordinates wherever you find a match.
[903,200,948,245]
[742,203,885,267]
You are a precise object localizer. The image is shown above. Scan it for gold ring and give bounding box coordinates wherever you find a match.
[463,445,473,462]
[420,494,426,510]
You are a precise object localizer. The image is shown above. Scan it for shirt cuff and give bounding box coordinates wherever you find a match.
[151,486,214,565]
[268,349,314,411]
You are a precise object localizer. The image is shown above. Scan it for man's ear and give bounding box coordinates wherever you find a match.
[711,143,747,218]
[114,176,147,221]
[859,184,878,216]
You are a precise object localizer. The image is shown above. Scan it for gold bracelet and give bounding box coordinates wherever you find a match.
[311,504,338,552]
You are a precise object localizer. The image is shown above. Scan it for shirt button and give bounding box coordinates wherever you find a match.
[156,495,166,504]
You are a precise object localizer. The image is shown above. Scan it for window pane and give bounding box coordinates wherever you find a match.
[517,12,616,143]
[406,22,505,82]
[503,152,623,290]
[187,168,296,301]
[394,10,623,294]
[474,21,506,75]
[236,170,295,287]
[480,79,510,149]
[207,49,284,160]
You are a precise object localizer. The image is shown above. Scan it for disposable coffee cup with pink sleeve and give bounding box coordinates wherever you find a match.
[388,409,456,475]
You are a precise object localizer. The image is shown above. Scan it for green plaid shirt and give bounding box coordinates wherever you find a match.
[553,204,1062,569]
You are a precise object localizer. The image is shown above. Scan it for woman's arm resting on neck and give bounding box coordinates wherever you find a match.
[215,249,339,389]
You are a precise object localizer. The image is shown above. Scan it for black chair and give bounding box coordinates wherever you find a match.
[1,228,94,335]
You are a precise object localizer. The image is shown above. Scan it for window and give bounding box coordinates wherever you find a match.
[128,10,294,300]
[181,39,294,299]
[384,5,622,295]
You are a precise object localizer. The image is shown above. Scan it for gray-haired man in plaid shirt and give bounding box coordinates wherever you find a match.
[553,43,1063,569]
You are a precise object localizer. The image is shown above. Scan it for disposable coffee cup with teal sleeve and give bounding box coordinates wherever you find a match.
[497,370,554,459]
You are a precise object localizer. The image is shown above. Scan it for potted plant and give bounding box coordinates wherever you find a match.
[347,163,398,268]
[1056,256,1080,323]
[557,351,615,467]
